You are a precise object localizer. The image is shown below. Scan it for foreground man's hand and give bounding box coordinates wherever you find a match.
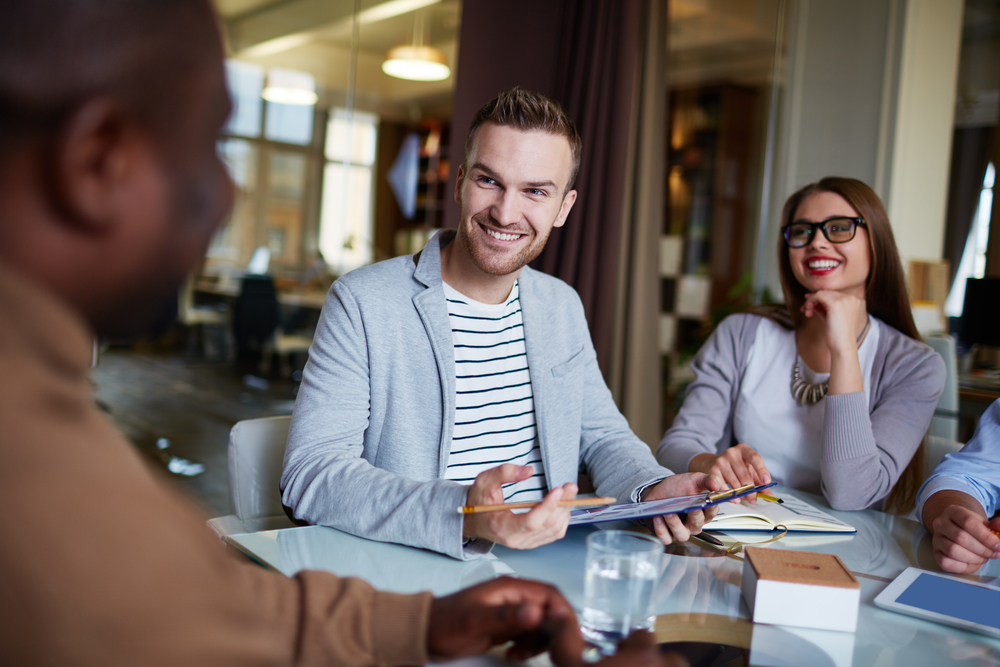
[463,464,578,549]
[427,576,583,664]
[429,582,670,667]
[640,473,724,544]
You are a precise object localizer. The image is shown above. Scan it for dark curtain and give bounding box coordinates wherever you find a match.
[943,126,995,288]
[531,1,647,374]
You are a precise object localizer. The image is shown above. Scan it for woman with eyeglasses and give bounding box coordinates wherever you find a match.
[657,177,945,514]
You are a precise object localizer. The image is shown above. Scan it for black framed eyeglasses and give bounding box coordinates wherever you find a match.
[781,217,865,248]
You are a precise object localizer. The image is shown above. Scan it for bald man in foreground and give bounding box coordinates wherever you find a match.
[0,1,664,665]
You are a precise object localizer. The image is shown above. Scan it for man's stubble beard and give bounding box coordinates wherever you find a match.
[458,211,554,277]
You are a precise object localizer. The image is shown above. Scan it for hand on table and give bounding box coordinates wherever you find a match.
[429,578,672,667]
[462,464,578,549]
[689,443,770,503]
[927,504,1000,574]
[640,473,723,544]
[427,576,583,665]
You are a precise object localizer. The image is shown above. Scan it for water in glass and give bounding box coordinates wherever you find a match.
[580,531,661,656]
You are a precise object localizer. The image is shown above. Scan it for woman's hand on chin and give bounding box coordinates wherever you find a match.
[801,290,868,354]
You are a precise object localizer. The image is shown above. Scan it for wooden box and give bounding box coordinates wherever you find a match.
[741,547,861,632]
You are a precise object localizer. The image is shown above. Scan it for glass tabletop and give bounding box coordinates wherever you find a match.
[227,487,1000,666]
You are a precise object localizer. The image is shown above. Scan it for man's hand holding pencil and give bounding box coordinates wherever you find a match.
[462,464,579,550]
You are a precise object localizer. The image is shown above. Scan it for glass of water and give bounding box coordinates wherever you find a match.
[581,529,662,656]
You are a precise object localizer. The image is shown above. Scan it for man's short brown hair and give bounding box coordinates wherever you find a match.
[464,87,582,192]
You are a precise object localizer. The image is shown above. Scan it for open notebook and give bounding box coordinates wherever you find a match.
[704,493,856,533]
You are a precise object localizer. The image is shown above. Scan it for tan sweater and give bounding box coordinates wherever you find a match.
[0,262,431,667]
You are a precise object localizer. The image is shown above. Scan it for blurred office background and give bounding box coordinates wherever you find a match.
[92,0,999,516]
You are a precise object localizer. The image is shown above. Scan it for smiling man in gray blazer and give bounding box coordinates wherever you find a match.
[281,88,721,560]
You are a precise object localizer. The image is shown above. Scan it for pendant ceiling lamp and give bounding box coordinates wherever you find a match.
[382,9,450,82]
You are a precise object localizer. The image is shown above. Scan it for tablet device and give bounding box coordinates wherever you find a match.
[873,567,1000,638]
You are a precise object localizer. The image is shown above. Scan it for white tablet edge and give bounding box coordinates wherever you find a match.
[873,567,1000,639]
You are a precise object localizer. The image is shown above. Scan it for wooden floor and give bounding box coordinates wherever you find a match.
[91,348,299,517]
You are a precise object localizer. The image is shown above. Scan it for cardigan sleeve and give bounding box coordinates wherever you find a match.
[656,315,757,472]
[820,333,945,510]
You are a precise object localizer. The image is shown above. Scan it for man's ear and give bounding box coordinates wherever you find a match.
[553,190,577,228]
[47,97,139,235]
[454,164,465,205]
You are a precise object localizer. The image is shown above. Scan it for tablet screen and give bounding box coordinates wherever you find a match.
[896,573,1000,629]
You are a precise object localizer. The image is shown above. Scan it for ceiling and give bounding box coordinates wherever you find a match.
[669,0,781,88]
[211,0,786,121]
[955,0,1000,127]
[212,0,461,122]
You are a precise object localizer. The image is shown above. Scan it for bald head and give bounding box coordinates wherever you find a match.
[0,0,222,159]
[0,0,233,338]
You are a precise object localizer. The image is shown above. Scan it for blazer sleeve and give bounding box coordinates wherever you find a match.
[560,295,670,501]
[280,281,486,561]
[656,315,752,473]
[820,338,946,510]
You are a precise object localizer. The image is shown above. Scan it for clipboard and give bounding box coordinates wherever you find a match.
[567,482,777,526]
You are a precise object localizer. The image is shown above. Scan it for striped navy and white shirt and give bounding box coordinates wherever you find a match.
[442,281,547,503]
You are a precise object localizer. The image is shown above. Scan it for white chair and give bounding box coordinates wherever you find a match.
[207,415,296,538]
[260,329,313,378]
[925,333,959,441]
[924,434,964,477]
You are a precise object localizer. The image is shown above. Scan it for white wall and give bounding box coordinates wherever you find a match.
[886,0,964,268]
[758,0,964,298]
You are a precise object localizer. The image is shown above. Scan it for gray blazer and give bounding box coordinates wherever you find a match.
[657,313,945,510]
[282,230,670,559]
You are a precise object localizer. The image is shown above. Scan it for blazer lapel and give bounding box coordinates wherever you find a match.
[518,269,554,492]
[411,232,457,475]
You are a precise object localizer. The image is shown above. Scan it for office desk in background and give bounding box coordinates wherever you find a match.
[226,488,1000,667]
[194,281,328,310]
[958,372,1000,441]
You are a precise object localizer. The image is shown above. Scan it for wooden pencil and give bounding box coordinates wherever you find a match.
[458,496,616,514]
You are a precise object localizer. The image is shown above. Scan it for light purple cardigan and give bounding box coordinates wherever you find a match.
[656,313,946,510]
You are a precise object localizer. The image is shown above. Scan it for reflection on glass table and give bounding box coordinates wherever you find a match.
[231,525,512,597]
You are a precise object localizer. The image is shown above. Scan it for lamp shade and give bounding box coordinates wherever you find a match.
[262,68,318,106]
[382,45,451,81]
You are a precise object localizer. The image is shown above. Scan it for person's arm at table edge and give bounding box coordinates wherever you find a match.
[919,489,1000,574]
[295,572,587,666]
[819,340,945,510]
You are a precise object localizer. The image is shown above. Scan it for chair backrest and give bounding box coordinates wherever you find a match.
[232,275,279,348]
[924,333,958,441]
[923,434,964,479]
[228,415,291,522]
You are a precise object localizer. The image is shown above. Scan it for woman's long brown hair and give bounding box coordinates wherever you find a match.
[753,177,923,514]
